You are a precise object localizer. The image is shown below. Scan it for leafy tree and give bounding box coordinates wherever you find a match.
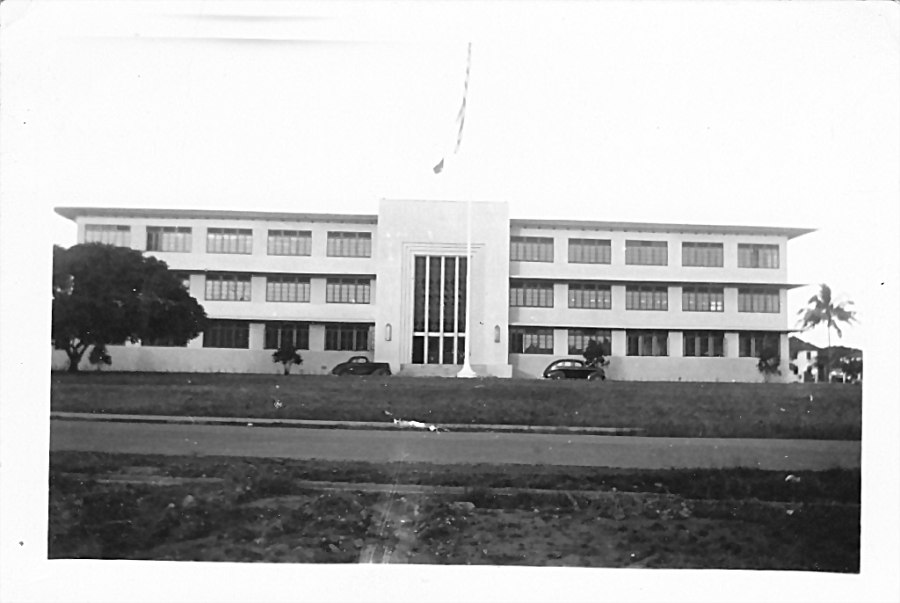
[88,344,112,371]
[582,339,608,368]
[53,243,207,372]
[839,357,862,382]
[757,346,781,382]
[272,345,303,375]
[797,284,857,376]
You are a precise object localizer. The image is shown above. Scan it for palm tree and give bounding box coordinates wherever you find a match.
[797,284,857,378]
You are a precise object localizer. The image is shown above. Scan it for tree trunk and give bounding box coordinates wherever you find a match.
[283,363,290,375]
[66,351,81,373]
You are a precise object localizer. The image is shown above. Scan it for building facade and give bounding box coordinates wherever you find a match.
[53,200,812,381]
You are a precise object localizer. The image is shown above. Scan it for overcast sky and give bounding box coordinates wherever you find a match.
[4,1,899,351]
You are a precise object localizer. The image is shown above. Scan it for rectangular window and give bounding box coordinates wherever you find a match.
[682,286,725,312]
[202,320,250,349]
[509,281,554,308]
[325,278,371,304]
[206,228,252,254]
[265,276,311,302]
[568,282,612,309]
[508,326,554,354]
[568,238,611,264]
[84,224,131,247]
[682,242,723,267]
[267,230,312,256]
[567,329,611,355]
[625,240,668,265]
[738,244,779,269]
[326,231,372,257]
[324,323,371,351]
[626,330,669,356]
[625,285,669,311]
[739,331,781,357]
[510,236,554,262]
[264,322,310,350]
[738,288,780,313]
[146,226,192,252]
[204,273,252,301]
[683,330,725,357]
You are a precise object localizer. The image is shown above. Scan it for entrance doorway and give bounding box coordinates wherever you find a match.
[411,255,467,364]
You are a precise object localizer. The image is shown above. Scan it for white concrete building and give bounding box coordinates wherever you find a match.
[53,200,812,381]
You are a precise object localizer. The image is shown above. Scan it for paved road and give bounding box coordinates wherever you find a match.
[49,419,860,471]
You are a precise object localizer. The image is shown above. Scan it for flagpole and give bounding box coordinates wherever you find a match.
[457,197,476,378]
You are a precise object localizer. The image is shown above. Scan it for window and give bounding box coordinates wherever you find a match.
[412,256,467,365]
[682,242,723,267]
[683,331,725,357]
[568,283,612,309]
[738,244,779,269]
[567,329,611,355]
[205,273,252,301]
[203,320,250,348]
[264,322,310,350]
[266,276,310,302]
[510,236,554,262]
[509,327,554,354]
[738,288,780,313]
[739,331,780,357]
[327,231,372,257]
[626,330,668,356]
[625,240,667,265]
[509,281,554,308]
[326,278,371,304]
[206,228,252,254]
[142,334,188,347]
[324,323,371,351]
[267,230,312,256]
[146,226,192,252]
[625,285,668,311]
[682,286,725,312]
[568,238,611,264]
[84,224,130,247]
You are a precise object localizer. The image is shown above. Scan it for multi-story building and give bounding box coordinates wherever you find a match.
[53,200,812,381]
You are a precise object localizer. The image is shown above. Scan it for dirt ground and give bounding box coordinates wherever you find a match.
[48,452,860,572]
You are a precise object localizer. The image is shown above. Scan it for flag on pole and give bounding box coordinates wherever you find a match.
[434,42,472,174]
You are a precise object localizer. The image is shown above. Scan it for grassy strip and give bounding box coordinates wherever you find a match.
[51,373,861,439]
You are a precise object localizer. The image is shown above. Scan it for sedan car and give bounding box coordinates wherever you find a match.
[542,358,606,380]
[331,356,392,376]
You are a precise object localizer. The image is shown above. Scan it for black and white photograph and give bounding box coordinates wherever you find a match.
[1,1,898,602]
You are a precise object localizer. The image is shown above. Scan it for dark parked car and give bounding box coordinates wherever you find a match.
[542,358,607,380]
[331,356,392,376]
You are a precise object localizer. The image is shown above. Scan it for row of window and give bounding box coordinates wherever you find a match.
[84,224,372,257]
[510,282,779,313]
[512,237,780,268]
[199,274,372,304]
[200,321,371,350]
[509,327,780,357]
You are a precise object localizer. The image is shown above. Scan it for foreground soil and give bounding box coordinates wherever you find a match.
[50,373,862,440]
[49,452,860,571]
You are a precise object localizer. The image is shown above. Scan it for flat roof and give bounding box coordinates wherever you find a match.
[54,207,378,224]
[511,219,815,239]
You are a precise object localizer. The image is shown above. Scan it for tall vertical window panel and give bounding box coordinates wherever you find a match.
[567,329,611,355]
[682,286,725,312]
[568,238,611,264]
[625,285,669,311]
[683,331,725,357]
[737,288,780,313]
[206,228,252,254]
[325,278,371,303]
[324,323,371,351]
[681,242,723,267]
[739,331,780,357]
[146,226,192,252]
[326,232,372,257]
[625,240,668,265]
[510,236,554,262]
[205,274,252,301]
[267,230,312,256]
[509,327,554,354]
[203,320,250,348]
[737,244,779,269]
[509,281,554,308]
[266,276,311,302]
[568,283,612,309]
[626,330,669,356]
[84,224,131,247]
[264,322,310,350]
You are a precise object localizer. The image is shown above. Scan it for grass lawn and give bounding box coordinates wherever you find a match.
[51,372,862,440]
[49,451,860,571]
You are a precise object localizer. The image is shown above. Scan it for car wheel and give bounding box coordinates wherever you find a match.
[547,371,566,380]
[372,367,389,376]
[587,370,606,381]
